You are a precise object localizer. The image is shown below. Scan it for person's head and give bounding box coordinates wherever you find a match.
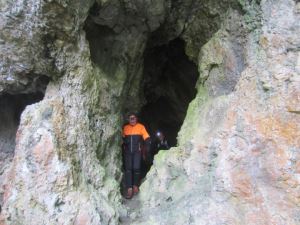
[128,113,138,126]
[156,130,164,141]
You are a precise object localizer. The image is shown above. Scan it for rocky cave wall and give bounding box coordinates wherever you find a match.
[0,0,299,225]
[0,0,180,224]
[0,93,46,206]
[138,1,300,225]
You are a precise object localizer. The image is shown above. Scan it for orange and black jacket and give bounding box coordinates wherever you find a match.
[122,123,150,153]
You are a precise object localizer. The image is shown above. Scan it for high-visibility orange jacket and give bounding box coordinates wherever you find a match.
[122,123,150,153]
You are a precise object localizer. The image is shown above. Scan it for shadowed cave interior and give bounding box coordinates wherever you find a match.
[139,38,198,147]
[84,18,199,148]
[0,92,46,162]
[84,20,199,179]
[84,12,199,191]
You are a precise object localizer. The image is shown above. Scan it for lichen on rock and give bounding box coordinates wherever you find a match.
[135,0,300,224]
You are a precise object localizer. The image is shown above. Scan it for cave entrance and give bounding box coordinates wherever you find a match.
[139,38,198,151]
[0,92,46,207]
[0,92,46,163]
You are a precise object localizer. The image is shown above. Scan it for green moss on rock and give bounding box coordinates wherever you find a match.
[177,86,209,146]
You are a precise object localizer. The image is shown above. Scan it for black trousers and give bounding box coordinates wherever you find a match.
[124,150,142,188]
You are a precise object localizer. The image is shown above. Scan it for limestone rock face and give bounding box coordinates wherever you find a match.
[0,0,299,225]
[0,93,44,208]
[0,0,94,94]
[138,1,300,224]
[0,0,150,224]
[0,36,125,224]
[0,0,178,224]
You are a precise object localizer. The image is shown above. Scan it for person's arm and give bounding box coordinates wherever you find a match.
[141,125,151,153]
[122,126,127,151]
[122,137,127,151]
[141,125,150,140]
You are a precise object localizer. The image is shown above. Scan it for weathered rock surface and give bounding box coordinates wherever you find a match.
[0,93,44,210]
[0,0,95,94]
[137,1,300,224]
[0,0,299,224]
[0,0,174,224]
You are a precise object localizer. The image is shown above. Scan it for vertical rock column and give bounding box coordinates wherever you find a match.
[137,0,300,224]
[0,0,124,224]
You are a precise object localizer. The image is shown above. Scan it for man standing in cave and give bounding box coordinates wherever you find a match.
[122,113,151,199]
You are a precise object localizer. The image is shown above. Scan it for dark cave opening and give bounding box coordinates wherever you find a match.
[0,92,46,165]
[139,38,199,148]
[84,6,198,148]
[84,5,199,195]
[0,91,46,208]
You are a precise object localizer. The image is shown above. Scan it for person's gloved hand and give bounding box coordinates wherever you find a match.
[144,138,151,152]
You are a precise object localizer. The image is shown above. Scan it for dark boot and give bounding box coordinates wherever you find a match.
[133,185,139,195]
